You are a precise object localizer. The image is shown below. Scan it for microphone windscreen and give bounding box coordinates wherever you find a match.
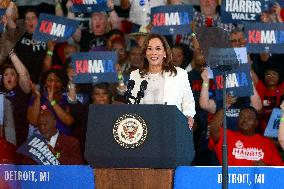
[141,80,148,90]
[127,80,135,90]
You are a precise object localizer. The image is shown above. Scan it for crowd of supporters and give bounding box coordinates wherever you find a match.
[0,0,284,166]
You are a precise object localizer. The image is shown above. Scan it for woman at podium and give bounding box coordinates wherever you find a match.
[129,33,196,128]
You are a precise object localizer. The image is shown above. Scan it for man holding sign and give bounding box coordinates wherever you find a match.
[21,109,83,165]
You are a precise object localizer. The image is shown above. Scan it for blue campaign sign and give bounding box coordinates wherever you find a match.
[174,166,284,189]
[0,165,94,189]
[71,51,118,84]
[71,0,110,13]
[264,108,282,138]
[150,5,194,35]
[15,0,55,6]
[221,0,273,24]
[207,47,247,69]
[245,22,284,54]
[17,134,60,165]
[33,13,79,43]
[278,0,284,7]
[213,63,253,99]
[0,9,5,33]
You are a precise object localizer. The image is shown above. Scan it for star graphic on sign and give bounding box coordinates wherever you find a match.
[169,28,175,33]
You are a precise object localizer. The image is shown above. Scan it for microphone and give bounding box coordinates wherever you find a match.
[124,80,135,104]
[135,80,148,104]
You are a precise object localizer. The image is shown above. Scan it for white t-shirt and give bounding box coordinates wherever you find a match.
[129,0,166,26]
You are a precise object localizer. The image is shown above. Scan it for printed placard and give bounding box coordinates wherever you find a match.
[0,165,94,189]
[221,0,274,23]
[244,22,284,53]
[33,13,79,43]
[17,134,60,165]
[174,166,284,189]
[0,9,5,33]
[151,5,194,35]
[213,63,253,99]
[71,51,118,84]
[207,47,247,69]
[71,0,110,13]
[264,108,282,138]
[15,0,55,6]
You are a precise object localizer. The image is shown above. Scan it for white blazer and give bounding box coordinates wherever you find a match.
[129,67,196,118]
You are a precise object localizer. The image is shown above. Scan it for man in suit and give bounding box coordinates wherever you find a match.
[22,109,83,165]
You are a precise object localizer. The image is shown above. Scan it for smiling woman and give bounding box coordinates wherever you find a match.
[129,33,196,128]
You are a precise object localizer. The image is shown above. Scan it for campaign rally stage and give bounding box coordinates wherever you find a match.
[2,165,284,188]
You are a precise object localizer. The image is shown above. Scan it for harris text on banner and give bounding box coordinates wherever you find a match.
[17,134,60,165]
[221,0,273,24]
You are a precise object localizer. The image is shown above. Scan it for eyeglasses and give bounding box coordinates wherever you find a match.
[230,39,243,43]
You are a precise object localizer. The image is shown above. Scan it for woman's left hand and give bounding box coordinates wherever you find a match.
[188,116,194,129]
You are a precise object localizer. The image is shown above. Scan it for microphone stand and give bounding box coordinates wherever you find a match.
[222,69,228,189]
[217,65,231,189]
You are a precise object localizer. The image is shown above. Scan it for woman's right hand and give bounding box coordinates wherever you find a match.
[47,40,56,51]
[31,83,40,97]
[201,67,209,83]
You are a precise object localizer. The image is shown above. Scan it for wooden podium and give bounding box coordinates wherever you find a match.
[94,168,173,189]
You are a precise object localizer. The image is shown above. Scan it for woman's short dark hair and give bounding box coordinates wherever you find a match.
[92,82,112,103]
[172,43,193,69]
[140,33,176,77]
[39,69,69,92]
[23,8,39,19]
[0,63,17,91]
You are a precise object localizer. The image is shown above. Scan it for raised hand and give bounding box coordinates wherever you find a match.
[31,82,40,96]
[47,82,55,102]
[201,67,209,82]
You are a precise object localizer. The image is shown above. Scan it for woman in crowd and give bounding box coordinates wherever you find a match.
[253,66,284,134]
[129,33,195,128]
[27,69,74,135]
[91,83,112,105]
[14,8,47,84]
[1,50,31,147]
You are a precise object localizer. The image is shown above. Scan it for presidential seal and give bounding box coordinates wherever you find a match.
[113,114,148,148]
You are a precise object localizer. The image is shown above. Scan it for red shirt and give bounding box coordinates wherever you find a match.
[256,81,284,133]
[0,138,18,164]
[211,129,284,166]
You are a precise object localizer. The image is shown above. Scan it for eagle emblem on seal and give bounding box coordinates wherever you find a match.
[113,114,148,148]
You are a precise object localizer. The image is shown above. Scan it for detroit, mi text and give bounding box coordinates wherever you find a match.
[4,170,50,182]
[218,173,265,185]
